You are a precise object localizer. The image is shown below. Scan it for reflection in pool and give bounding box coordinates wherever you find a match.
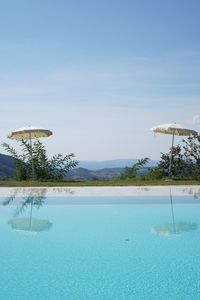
[3,190,52,234]
[152,189,198,236]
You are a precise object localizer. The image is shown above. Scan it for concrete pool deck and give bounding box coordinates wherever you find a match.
[0,185,199,197]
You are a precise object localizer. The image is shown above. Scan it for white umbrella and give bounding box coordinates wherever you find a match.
[8,126,52,140]
[150,123,198,175]
[8,126,53,179]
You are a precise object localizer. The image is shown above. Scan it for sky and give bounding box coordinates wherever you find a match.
[0,0,200,161]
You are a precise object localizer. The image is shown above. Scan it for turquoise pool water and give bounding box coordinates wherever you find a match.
[0,193,200,300]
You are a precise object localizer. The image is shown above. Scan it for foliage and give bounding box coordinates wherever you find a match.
[182,134,200,176]
[148,134,200,179]
[2,143,29,180]
[2,140,78,181]
[119,157,149,180]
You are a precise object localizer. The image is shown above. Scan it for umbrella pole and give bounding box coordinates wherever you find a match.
[169,188,176,233]
[29,134,36,180]
[169,133,175,176]
[29,200,33,230]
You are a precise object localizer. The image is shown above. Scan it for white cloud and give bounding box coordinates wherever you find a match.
[192,115,200,124]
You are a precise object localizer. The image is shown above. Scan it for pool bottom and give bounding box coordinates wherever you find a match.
[0,200,200,300]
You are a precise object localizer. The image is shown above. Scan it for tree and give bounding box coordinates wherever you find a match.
[182,134,200,176]
[148,134,200,178]
[151,145,186,178]
[2,139,79,181]
[119,158,149,180]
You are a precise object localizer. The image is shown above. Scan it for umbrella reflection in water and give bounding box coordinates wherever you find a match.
[152,189,197,237]
[4,189,52,234]
[8,218,52,234]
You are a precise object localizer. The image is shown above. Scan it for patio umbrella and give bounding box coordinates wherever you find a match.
[8,126,53,179]
[150,123,197,175]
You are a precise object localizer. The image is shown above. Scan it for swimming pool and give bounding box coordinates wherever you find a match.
[0,186,200,300]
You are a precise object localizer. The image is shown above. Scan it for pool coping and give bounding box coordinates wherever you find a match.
[0,185,199,197]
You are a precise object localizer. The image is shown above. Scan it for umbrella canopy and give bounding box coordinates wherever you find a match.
[8,218,52,234]
[8,126,53,140]
[150,123,197,136]
[7,126,53,180]
[150,123,198,175]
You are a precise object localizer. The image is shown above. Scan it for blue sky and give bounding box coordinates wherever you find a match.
[0,0,200,160]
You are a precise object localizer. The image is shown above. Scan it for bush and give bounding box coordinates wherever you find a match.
[119,158,150,180]
[148,134,200,179]
[2,140,79,181]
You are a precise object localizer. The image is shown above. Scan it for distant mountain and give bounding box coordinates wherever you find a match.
[65,167,124,181]
[65,166,152,181]
[0,153,16,178]
[0,154,157,181]
[79,159,158,171]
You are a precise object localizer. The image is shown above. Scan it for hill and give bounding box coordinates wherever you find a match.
[0,154,157,181]
[79,158,157,170]
[0,153,16,178]
[65,167,124,181]
[65,166,152,181]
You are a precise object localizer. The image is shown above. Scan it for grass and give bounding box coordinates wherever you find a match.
[0,178,199,187]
